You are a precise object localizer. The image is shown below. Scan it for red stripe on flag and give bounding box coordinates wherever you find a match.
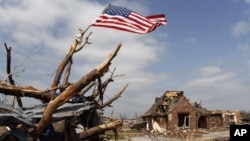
[92,5,167,34]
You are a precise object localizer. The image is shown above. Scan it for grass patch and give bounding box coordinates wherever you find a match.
[122,129,139,133]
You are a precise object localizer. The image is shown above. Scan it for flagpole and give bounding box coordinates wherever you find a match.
[84,24,91,33]
[85,3,110,34]
[75,4,111,44]
[78,3,111,40]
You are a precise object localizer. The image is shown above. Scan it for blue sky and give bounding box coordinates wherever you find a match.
[1,0,250,118]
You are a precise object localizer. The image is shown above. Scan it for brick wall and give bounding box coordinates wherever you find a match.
[167,96,197,130]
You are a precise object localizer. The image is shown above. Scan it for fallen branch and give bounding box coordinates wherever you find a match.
[75,120,123,140]
[0,83,56,101]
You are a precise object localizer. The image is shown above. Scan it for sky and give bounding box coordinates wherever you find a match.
[1,0,250,118]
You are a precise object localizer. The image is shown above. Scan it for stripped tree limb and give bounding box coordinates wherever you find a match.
[79,81,96,96]
[89,77,114,100]
[50,31,91,94]
[0,83,56,101]
[2,46,41,82]
[4,43,23,107]
[89,68,125,100]
[32,43,122,137]
[61,59,73,92]
[100,83,128,108]
[75,32,92,52]
[4,43,14,85]
[97,77,103,104]
[74,120,123,140]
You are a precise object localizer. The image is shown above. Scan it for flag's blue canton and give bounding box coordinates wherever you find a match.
[103,5,132,18]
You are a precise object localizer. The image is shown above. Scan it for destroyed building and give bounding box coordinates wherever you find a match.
[141,90,241,132]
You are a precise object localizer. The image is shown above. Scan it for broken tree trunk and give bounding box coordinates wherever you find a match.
[4,43,23,107]
[74,120,123,140]
[32,43,122,138]
[0,82,56,101]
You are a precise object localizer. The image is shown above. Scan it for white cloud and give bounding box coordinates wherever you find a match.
[183,72,233,88]
[0,0,169,117]
[1,0,250,118]
[231,21,250,36]
[183,66,238,89]
[245,0,250,4]
[180,65,250,111]
[197,66,224,76]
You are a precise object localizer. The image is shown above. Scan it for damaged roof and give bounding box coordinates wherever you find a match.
[142,90,235,118]
[142,90,184,117]
[0,102,95,129]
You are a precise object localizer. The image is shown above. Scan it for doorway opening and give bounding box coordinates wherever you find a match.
[178,113,189,128]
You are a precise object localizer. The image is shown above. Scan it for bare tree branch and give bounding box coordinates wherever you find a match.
[97,77,103,104]
[4,43,23,107]
[2,46,41,82]
[75,32,92,52]
[75,120,123,140]
[89,68,125,100]
[50,30,91,94]
[79,81,96,96]
[32,43,122,137]
[0,82,56,101]
[101,83,128,108]
[61,59,73,92]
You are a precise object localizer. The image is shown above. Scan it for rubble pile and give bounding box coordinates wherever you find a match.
[121,126,229,141]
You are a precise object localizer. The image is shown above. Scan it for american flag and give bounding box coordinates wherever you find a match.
[92,5,167,34]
